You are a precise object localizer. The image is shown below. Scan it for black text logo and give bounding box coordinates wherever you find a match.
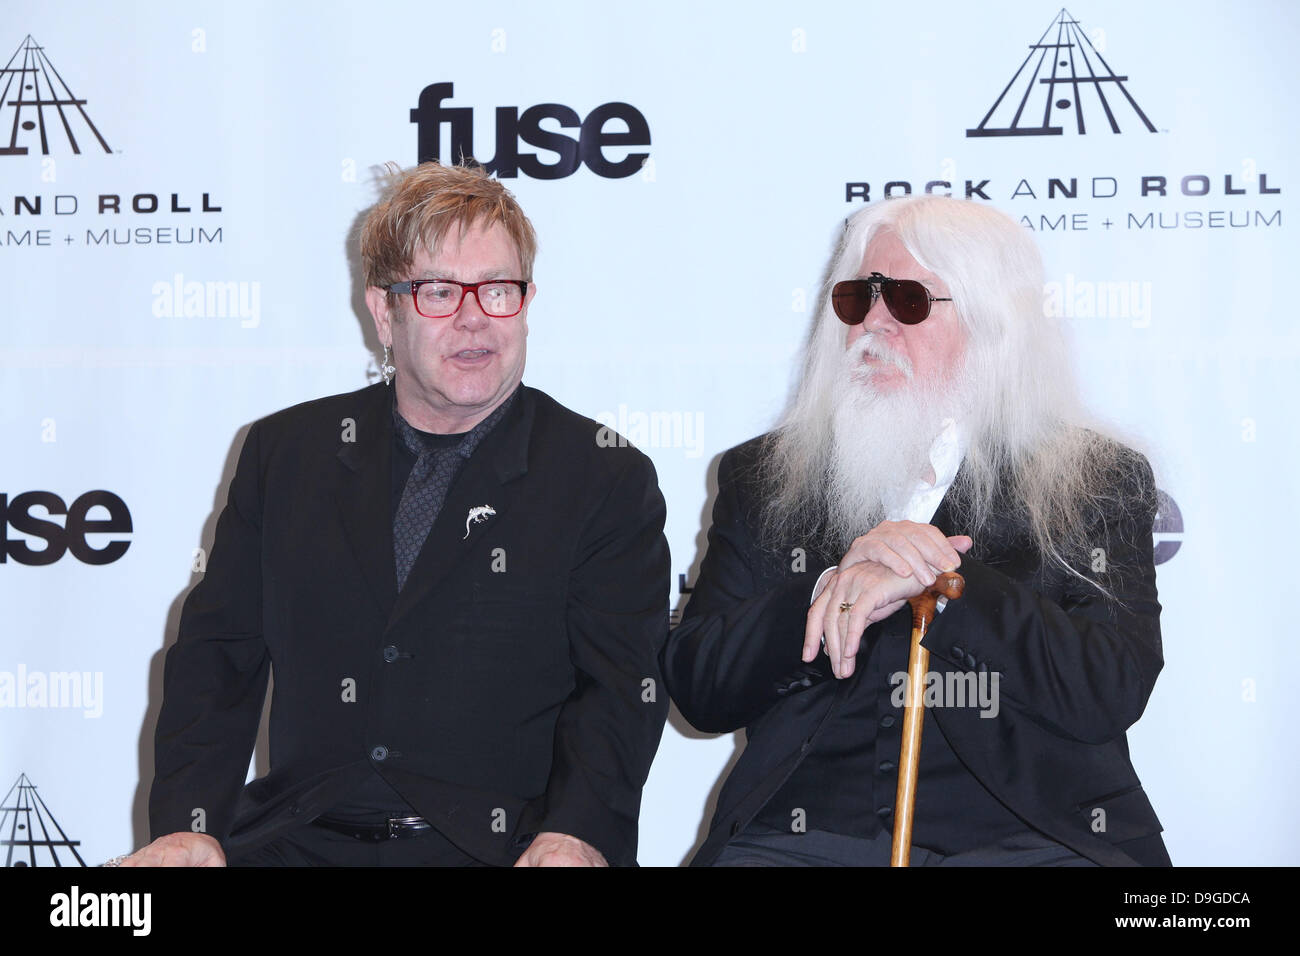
[411,82,650,179]
[0,35,111,156]
[967,8,1155,138]
[0,491,132,565]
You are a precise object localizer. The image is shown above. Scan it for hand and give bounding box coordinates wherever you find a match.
[513,831,608,867]
[840,521,971,587]
[803,560,923,679]
[118,832,226,867]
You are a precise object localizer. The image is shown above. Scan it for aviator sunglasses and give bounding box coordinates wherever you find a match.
[831,272,952,326]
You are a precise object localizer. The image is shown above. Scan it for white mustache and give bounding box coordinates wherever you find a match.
[847,333,913,379]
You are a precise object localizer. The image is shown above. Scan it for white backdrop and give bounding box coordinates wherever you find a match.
[1,0,1296,866]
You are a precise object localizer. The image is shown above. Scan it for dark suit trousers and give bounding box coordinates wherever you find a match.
[713,824,1098,867]
[226,820,487,866]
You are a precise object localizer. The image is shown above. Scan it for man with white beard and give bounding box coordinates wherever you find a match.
[662,195,1170,866]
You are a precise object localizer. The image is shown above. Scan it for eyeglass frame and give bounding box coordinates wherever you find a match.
[831,271,952,326]
[387,278,531,319]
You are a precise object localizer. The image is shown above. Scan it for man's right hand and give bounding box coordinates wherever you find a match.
[804,560,924,679]
[803,522,972,679]
[118,832,226,867]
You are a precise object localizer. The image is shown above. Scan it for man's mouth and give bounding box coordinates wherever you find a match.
[853,338,911,378]
[452,348,492,360]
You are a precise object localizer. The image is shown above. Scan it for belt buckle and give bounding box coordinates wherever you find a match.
[386,815,426,839]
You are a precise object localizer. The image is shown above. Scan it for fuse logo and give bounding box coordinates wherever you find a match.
[0,491,132,565]
[411,82,650,180]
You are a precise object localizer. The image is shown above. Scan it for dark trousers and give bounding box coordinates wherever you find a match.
[226,821,490,867]
[713,824,1097,867]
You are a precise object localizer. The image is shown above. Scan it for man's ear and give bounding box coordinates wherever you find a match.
[364,286,393,346]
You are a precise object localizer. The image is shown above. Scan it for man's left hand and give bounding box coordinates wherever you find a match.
[804,560,925,678]
[513,831,608,867]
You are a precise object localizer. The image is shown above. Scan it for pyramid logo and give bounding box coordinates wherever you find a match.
[2,773,86,866]
[966,8,1156,137]
[0,34,112,156]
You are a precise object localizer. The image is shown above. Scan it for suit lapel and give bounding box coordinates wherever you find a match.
[334,384,399,620]
[931,460,1038,571]
[387,387,536,630]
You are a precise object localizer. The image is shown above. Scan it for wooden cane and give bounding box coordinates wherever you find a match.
[890,571,965,867]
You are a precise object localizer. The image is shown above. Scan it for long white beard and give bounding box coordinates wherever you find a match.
[826,333,966,551]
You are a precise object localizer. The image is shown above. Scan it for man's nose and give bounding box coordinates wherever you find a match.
[861,289,897,333]
[453,289,491,327]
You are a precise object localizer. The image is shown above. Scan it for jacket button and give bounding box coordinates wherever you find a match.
[878,760,895,773]
[370,745,389,761]
[879,715,895,728]
[877,806,893,817]
[730,820,742,836]
[383,645,399,662]
[964,653,978,669]
[952,645,965,657]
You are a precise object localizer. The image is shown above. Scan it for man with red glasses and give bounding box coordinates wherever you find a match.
[123,162,669,867]
[663,196,1169,866]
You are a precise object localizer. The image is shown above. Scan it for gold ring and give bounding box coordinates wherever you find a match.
[839,602,854,613]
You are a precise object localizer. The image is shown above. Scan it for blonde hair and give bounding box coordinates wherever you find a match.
[360,161,538,289]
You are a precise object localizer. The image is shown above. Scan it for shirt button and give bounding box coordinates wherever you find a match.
[370,745,389,761]
[878,760,895,773]
[879,715,895,728]
[383,645,399,662]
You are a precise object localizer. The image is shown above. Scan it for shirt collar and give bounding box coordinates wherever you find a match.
[391,386,520,460]
[927,417,965,490]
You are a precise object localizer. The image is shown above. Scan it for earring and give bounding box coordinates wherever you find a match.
[381,344,396,385]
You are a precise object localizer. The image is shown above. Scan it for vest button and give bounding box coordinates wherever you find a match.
[370,745,389,761]
[383,645,399,662]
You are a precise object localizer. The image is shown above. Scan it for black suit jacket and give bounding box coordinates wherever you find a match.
[663,435,1170,866]
[150,383,670,866]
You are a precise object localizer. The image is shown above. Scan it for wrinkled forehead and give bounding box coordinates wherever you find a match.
[859,228,948,293]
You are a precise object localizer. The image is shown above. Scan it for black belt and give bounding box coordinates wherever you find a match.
[311,814,433,841]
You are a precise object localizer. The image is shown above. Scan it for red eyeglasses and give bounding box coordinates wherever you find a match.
[388,279,529,319]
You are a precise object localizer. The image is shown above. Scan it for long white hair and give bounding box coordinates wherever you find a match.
[759,196,1151,590]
